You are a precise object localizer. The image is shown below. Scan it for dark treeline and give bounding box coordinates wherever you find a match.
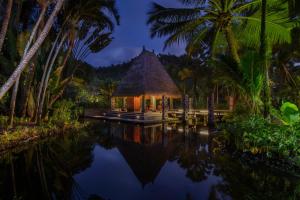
[0,0,119,127]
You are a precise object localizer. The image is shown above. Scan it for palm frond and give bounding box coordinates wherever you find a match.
[147,3,202,25]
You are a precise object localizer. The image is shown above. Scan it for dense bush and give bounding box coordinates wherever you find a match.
[50,100,83,124]
[223,115,300,164]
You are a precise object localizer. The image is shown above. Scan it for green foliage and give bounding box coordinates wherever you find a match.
[224,115,300,164]
[272,102,300,125]
[280,102,300,125]
[0,116,8,128]
[50,100,82,124]
[215,51,263,113]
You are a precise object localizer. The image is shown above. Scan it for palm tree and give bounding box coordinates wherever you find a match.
[0,0,65,100]
[36,0,119,122]
[148,0,295,123]
[215,52,264,114]
[148,0,259,126]
[0,0,13,53]
[260,0,271,118]
[9,0,49,126]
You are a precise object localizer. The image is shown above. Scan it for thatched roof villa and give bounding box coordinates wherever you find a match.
[113,49,181,98]
[111,48,182,116]
[97,48,230,123]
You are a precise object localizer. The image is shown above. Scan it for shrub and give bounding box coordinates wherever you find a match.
[0,116,8,129]
[51,100,83,124]
[223,115,300,163]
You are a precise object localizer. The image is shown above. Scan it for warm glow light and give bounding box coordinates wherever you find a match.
[167,126,172,131]
[117,114,121,117]
[178,128,184,133]
[199,130,209,135]
[136,115,140,119]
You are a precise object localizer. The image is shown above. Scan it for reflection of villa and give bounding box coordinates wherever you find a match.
[106,122,210,187]
[107,48,182,122]
[109,123,179,187]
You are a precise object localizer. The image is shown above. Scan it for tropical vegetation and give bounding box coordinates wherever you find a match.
[0,0,300,172]
[147,0,300,165]
[0,0,119,129]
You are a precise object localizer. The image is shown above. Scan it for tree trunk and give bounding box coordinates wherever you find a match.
[9,77,19,127]
[21,63,36,117]
[207,92,215,128]
[260,0,271,119]
[9,4,48,126]
[289,0,300,51]
[0,0,65,100]
[0,0,13,52]
[57,39,74,84]
[35,30,62,122]
[37,32,68,123]
[225,26,240,65]
[48,42,75,108]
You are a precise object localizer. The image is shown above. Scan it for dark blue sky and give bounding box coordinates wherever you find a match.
[85,0,185,67]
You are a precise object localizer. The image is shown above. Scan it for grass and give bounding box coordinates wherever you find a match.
[0,121,88,153]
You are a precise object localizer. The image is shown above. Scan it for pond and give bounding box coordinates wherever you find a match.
[0,121,299,200]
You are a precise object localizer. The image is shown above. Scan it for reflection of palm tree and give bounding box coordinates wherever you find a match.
[177,134,212,182]
[9,152,17,199]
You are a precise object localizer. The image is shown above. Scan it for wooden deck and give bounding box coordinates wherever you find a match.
[86,109,230,124]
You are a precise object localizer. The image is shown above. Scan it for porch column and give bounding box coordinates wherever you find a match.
[151,96,156,111]
[111,97,116,111]
[183,95,189,122]
[141,95,145,113]
[170,98,174,110]
[228,96,235,111]
[123,97,127,111]
[162,95,168,121]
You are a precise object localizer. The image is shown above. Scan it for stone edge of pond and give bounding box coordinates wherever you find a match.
[213,132,300,178]
[0,122,88,155]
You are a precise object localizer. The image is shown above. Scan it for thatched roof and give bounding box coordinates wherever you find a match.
[113,49,181,98]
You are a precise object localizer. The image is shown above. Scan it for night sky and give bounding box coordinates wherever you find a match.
[85,0,185,67]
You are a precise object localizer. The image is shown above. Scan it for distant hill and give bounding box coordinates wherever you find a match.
[76,53,200,86]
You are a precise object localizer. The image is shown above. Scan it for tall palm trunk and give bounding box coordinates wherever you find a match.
[0,0,13,53]
[37,32,68,123]
[21,63,36,117]
[35,31,62,122]
[9,4,47,126]
[58,39,74,83]
[260,0,271,119]
[207,91,215,128]
[47,41,75,108]
[0,0,65,100]
[225,26,240,65]
[9,78,19,127]
[289,0,300,51]
[207,29,218,128]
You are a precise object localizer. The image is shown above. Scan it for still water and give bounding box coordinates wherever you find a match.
[0,121,299,200]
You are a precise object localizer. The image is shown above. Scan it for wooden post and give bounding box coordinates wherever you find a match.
[170,98,174,110]
[151,96,156,111]
[123,97,127,111]
[183,95,189,122]
[228,96,235,111]
[189,97,193,110]
[141,95,145,113]
[162,95,168,121]
[111,97,115,111]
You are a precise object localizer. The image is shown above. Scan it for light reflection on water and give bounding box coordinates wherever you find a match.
[0,121,299,200]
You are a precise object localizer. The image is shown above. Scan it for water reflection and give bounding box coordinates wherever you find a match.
[0,121,299,200]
